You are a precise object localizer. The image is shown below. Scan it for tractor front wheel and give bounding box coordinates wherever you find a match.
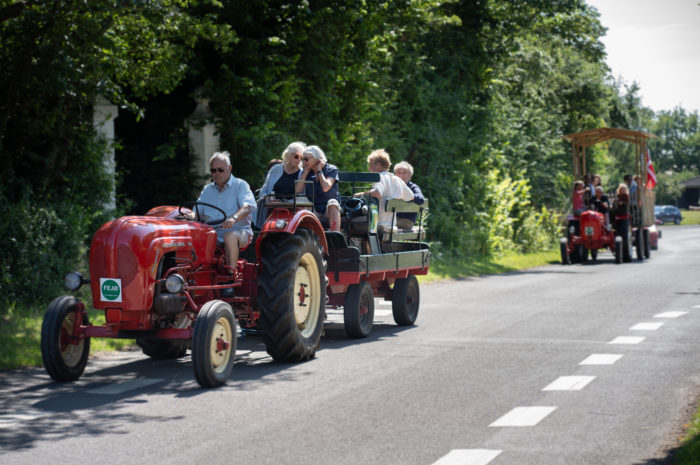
[41,296,90,382]
[392,275,420,326]
[344,281,375,338]
[258,228,326,362]
[192,300,236,388]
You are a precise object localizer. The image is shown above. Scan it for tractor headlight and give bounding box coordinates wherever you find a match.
[275,219,287,229]
[64,271,87,291]
[164,274,185,293]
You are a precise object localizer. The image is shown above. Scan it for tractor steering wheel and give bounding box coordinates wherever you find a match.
[179,201,227,226]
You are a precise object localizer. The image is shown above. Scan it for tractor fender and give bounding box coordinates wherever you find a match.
[256,208,328,259]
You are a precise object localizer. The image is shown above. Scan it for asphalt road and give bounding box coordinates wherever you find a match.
[2,226,700,465]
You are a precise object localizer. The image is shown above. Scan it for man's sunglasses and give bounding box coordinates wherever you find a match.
[210,167,227,173]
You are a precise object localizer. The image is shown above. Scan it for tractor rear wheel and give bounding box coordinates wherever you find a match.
[392,275,420,326]
[344,281,375,338]
[617,220,632,262]
[41,296,90,382]
[559,238,570,265]
[643,229,651,259]
[192,300,236,388]
[258,228,326,362]
[137,314,190,359]
[614,236,623,264]
[635,228,644,261]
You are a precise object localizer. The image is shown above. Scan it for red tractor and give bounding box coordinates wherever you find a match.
[560,210,629,264]
[41,172,430,388]
[560,127,658,265]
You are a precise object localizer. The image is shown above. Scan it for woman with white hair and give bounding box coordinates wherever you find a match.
[393,161,425,229]
[295,145,341,231]
[259,141,306,199]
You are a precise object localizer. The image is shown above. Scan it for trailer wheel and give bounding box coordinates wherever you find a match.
[258,228,326,362]
[614,236,622,264]
[392,275,420,326]
[559,238,570,265]
[41,296,90,382]
[192,300,236,388]
[635,228,644,261]
[344,281,375,338]
[643,229,651,259]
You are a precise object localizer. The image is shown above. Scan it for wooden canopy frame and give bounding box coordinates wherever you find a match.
[562,127,657,227]
[561,127,655,180]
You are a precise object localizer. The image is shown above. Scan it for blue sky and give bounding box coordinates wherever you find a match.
[586,0,700,114]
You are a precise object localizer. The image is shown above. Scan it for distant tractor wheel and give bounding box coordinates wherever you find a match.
[41,296,90,382]
[192,300,236,388]
[617,220,632,262]
[560,238,570,265]
[344,281,375,338]
[643,229,651,259]
[614,236,623,264]
[635,228,644,261]
[258,228,327,362]
[576,245,588,263]
[590,249,598,262]
[392,275,420,326]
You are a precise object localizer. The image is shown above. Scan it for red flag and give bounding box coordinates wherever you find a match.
[646,148,657,189]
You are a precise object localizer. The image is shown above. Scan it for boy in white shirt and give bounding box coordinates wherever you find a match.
[355,149,414,230]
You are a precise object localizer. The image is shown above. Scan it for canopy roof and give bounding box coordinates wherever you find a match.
[562,127,655,148]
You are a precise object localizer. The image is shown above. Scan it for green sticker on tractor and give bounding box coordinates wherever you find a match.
[100,278,122,302]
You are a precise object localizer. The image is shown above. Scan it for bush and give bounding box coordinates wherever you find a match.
[0,179,114,317]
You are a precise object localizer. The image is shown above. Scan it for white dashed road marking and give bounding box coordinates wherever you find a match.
[542,376,596,391]
[86,378,163,395]
[579,353,623,365]
[609,336,645,345]
[489,406,557,427]
[432,449,502,465]
[654,311,688,318]
[630,322,664,331]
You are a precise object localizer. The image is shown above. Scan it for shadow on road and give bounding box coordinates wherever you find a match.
[0,320,410,452]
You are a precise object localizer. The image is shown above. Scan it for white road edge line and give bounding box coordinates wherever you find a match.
[579,354,623,365]
[542,376,596,391]
[489,406,557,427]
[431,449,502,465]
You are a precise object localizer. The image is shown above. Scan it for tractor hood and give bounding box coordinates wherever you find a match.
[89,215,217,313]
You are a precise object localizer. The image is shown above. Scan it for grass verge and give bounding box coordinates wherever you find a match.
[0,306,134,371]
[671,404,700,465]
